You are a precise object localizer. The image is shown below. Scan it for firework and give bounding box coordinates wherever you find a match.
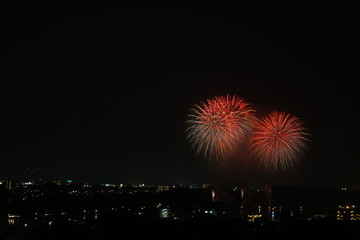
[251,111,309,172]
[186,95,256,161]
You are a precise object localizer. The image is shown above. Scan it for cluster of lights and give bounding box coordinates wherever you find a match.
[247,214,262,223]
[337,205,360,221]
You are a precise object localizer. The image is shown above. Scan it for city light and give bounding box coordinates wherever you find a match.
[336,205,360,221]
[2,179,360,237]
[248,214,262,223]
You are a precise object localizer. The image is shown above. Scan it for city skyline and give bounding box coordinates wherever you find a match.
[1,3,359,188]
[2,178,360,239]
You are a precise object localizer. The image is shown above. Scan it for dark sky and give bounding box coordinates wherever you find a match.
[1,2,359,188]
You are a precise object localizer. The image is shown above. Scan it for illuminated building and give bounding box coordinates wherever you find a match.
[201,183,211,189]
[211,189,215,202]
[156,185,170,192]
[159,208,173,219]
[247,214,262,223]
[53,180,62,186]
[8,214,21,225]
[21,181,34,186]
[336,205,360,221]
[101,183,116,187]
[5,180,12,190]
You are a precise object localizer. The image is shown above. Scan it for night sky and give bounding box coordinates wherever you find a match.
[1,2,359,188]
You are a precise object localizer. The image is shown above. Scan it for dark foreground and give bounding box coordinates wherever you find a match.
[2,215,360,240]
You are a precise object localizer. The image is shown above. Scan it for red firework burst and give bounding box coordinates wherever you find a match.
[186,95,256,161]
[251,111,310,172]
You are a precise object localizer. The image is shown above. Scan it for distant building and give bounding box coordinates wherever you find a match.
[159,208,173,219]
[201,183,211,189]
[247,214,262,223]
[21,181,34,186]
[1,179,14,190]
[101,183,116,187]
[5,180,12,190]
[82,183,91,188]
[157,185,170,192]
[53,180,62,186]
[337,205,360,221]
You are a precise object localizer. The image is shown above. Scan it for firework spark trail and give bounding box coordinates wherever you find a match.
[251,111,310,172]
[186,95,256,161]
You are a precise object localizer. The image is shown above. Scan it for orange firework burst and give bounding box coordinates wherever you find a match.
[186,95,256,161]
[251,111,310,172]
